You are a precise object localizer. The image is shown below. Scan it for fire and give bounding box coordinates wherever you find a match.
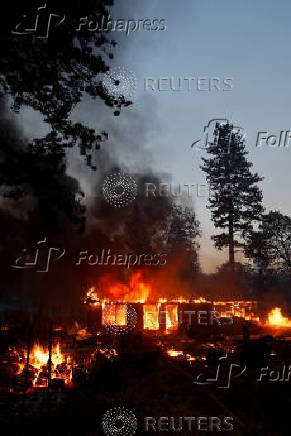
[102,303,127,327]
[85,271,151,304]
[144,304,160,330]
[143,304,179,332]
[128,271,151,302]
[213,300,259,321]
[267,307,291,328]
[84,272,261,330]
[165,305,178,332]
[29,342,72,387]
[167,349,183,357]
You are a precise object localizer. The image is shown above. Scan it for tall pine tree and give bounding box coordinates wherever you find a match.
[201,122,263,270]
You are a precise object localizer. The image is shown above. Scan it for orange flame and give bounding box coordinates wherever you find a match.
[266,307,291,328]
[144,304,160,330]
[85,271,151,304]
[29,342,72,387]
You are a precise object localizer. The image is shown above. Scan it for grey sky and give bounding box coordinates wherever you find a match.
[18,0,291,272]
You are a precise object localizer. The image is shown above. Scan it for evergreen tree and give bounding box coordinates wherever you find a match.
[168,205,201,272]
[201,122,263,269]
[245,211,291,273]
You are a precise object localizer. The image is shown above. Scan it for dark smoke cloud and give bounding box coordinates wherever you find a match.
[0,0,198,319]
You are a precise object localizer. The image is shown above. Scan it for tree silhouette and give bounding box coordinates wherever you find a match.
[201,122,263,270]
[0,0,119,167]
[245,211,291,273]
[0,0,126,232]
[168,205,201,272]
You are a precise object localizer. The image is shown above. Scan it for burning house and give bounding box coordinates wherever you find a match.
[84,271,260,335]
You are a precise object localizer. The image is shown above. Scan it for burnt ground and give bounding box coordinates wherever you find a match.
[0,332,291,436]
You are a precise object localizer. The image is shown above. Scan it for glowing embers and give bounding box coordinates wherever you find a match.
[167,348,183,357]
[213,300,259,321]
[29,342,72,387]
[267,307,291,328]
[144,304,160,330]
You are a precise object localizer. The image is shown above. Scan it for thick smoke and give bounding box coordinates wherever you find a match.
[0,0,199,319]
